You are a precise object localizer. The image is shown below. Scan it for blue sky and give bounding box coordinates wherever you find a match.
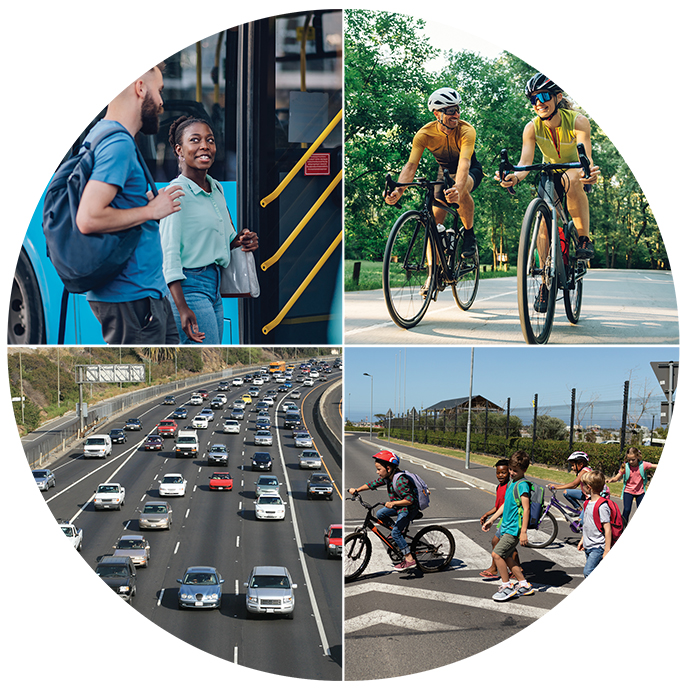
[344,346,678,424]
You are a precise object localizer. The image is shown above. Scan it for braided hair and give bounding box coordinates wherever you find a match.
[168,115,214,170]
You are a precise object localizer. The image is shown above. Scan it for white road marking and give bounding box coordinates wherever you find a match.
[174,542,180,554]
[346,610,467,634]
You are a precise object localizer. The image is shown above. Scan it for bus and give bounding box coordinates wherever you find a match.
[11,10,342,346]
[268,361,286,375]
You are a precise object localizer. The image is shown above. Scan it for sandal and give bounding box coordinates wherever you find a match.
[479,569,499,579]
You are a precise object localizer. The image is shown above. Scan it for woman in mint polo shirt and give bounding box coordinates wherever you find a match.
[160,116,258,343]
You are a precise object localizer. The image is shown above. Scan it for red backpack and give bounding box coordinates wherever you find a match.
[584,497,624,545]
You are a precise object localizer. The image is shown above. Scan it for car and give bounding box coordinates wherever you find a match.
[294,432,313,448]
[254,491,286,520]
[255,474,281,497]
[171,407,188,419]
[199,408,215,420]
[232,398,247,409]
[251,452,273,472]
[163,395,176,405]
[216,393,227,404]
[244,566,296,618]
[261,397,274,407]
[157,419,178,437]
[324,524,343,558]
[274,375,286,383]
[306,472,334,500]
[207,444,229,466]
[210,397,224,409]
[310,370,319,378]
[95,556,137,603]
[282,401,298,413]
[223,419,241,434]
[109,428,127,444]
[83,434,112,458]
[197,390,209,399]
[93,483,126,510]
[255,417,271,431]
[248,387,260,397]
[112,534,150,567]
[230,407,245,420]
[303,378,314,387]
[277,385,288,392]
[232,378,243,386]
[209,471,233,491]
[139,501,173,530]
[284,412,302,429]
[241,394,252,404]
[33,468,56,491]
[192,415,209,429]
[59,521,82,550]
[289,390,301,400]
[177,566,224,610]
[123,418,142,431]
[255,402,270,415]
[143,434,164,451]
[243,374,253,382]
[299,449,322,469]
[158,473,187,497]
[253,377,264,386]
[217,381,229,391]
[254,430,273,446]
[189,394,203,405]
[292,425,307,438]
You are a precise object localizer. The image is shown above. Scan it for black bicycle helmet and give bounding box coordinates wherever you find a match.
[525,72,563,97]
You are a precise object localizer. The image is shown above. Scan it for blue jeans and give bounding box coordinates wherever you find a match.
[376,506,418,556]
[171,264,224,344]
[564,488,585,512]
[583,546,604,577]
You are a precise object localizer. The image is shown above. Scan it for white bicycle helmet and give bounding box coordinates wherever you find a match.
[568,451,589,464]
[428,87,460,112]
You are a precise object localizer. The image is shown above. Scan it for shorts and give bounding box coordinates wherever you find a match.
[493,532,520,560]
[434,156,483,201]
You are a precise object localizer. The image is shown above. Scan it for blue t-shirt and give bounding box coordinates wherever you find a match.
[84,120,169,303]
[500,478,530,537]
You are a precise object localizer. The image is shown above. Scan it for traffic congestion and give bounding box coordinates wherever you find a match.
[34,357,343,680]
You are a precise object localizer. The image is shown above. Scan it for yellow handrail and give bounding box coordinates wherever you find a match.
[259,109,342,208]
[262,231,342,335]
[261,170,342,272]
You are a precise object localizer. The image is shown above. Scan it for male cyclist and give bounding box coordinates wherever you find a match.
[348,450,420,570]
[384,87,484,262]
[496,73,600,310]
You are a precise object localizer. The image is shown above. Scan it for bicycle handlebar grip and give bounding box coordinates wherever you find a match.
[577,143,591,179]
[442,168,459,209]
[499,149,516,196]
[384,173,403,208]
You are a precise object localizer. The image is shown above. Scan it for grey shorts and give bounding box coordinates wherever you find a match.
[493,532,520,560]
[89,296,179,345]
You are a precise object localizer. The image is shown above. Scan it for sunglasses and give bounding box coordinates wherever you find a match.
[438,106,459,115]
[529,92,553,105]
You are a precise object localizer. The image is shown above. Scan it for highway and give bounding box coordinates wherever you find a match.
[344,433,594,681]
[344,268,678,344]
[37,367,343,680]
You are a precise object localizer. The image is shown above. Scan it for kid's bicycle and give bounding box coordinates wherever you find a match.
[498,144,591,344]
[344,493,455,582]
[526,487,583,548]
[381,172,479,329]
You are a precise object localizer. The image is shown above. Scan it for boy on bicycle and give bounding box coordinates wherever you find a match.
[348,450,420,571]
[384,87,484,263]
[481,450,535,600]
[495,73,600,311]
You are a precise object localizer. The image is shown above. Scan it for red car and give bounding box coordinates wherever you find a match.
[209,471,233,491]
[197,389,209,399]
[324,524,342,558]
[157,419,178,437]
[143,434,164,451]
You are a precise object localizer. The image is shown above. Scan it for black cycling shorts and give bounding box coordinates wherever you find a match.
[434,155,483,201]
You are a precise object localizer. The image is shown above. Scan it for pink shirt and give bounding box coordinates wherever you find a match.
[625,462,654,495]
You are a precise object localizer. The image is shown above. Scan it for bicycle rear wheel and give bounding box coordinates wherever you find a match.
[563,222,583,324]
[410,525,455,572]
[344,532,372,582]
[382,210,436,328]
[517,198,556,344]
[451,228,479,311]
[525,512,558,548]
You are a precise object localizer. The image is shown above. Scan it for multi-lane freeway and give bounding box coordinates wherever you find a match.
[36,367,343,680]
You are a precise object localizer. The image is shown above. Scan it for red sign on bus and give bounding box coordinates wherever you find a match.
[304,153,331,176]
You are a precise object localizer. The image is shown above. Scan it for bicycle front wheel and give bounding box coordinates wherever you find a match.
[525,512,558,548]
[451,229,479,311]
[410,525,455,572]
[563,222,583,324]
[517,198,556,344]
[382,210,436,329]
[344,532,372,582]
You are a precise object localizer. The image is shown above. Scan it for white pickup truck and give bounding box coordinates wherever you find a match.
[59,521,83,550]
[93,483,126,511]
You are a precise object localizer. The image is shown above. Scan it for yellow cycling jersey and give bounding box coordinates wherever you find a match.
[410,119,477,171]
[533,108,579,164]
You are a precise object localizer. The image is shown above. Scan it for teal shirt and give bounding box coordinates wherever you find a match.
[500,478,530,537]
[160,174,237,284]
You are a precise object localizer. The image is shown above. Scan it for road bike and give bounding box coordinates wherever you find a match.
[525,488,583,548]
[344,493,455,582]
[381,172,479,329]
[498,144,591,344]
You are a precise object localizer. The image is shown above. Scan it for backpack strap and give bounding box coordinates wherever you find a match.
[57,287,69,345]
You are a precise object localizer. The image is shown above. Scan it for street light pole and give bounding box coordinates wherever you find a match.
[363,372,373,441]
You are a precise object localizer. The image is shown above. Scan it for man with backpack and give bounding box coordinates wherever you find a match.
[348,450,429,571]
[73,64,185,344]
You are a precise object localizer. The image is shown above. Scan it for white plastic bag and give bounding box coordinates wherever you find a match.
[220,247,260,298]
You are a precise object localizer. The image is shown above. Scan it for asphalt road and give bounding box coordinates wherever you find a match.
[38,372,343,680]
[344,433,596,681]
[344,268,678,344]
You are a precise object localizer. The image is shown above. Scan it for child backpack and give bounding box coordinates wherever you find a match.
[513,480,545,529]
[584,497,624,545]
[394,470,431,511]
[623,462,647,491]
